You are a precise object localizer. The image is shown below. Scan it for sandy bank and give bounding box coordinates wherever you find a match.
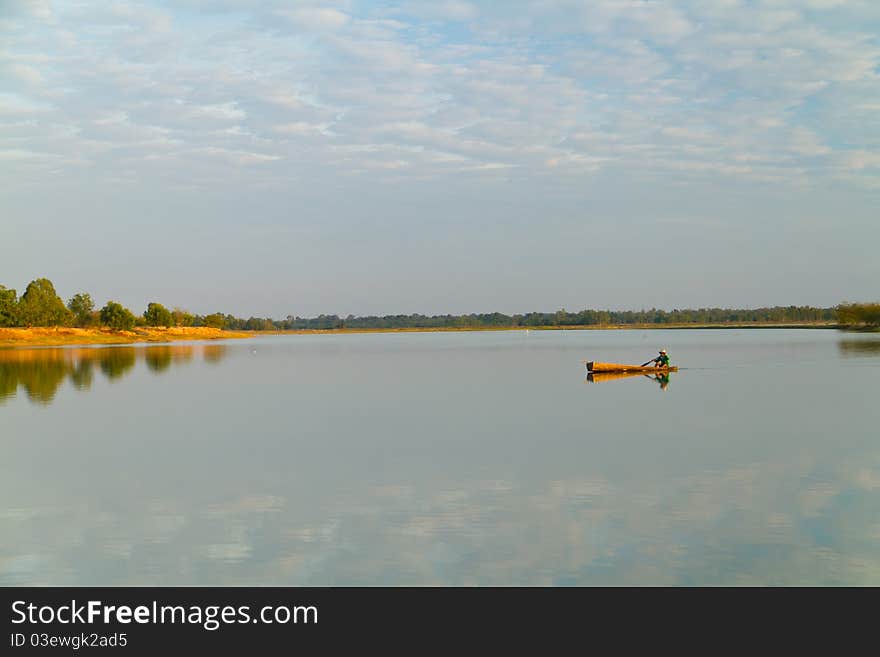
[1,322,839,346]
[0,326,253,347]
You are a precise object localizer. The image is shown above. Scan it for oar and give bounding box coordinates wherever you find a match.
[640,358,656,366]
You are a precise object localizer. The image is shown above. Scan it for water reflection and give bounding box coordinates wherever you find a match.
[144,347,173,373]
[3,455,878,585]
[586,370,672,390]
[0,344,228,405]
[98,348,138,381]
[838,339,880,356]
[203,344,227,364]
[3,330,877,585]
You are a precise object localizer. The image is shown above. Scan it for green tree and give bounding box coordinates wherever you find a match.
[172,307,194,327]
[0,285,17,327]
[837,302,880,328]
[17,278,71,327]
[99,301,136,331]
[203,313,227,329]
[244,317,275,330]
[68,293,95,327]
[143,302,174,327]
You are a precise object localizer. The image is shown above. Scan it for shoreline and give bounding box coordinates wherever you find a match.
[0,322,844,347]
[257,322,839,335]
[0,326,253,347]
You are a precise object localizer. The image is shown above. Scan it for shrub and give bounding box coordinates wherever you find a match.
[144,302,174,327]
[100,301,136,331]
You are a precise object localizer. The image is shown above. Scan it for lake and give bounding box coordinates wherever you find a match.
[2,329,878,585]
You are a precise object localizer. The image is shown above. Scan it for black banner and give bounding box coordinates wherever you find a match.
[0,587,867,652]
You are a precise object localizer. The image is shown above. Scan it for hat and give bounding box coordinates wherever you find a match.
[659,349,667,353]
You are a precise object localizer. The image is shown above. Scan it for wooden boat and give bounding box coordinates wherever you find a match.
[583,361,678,373]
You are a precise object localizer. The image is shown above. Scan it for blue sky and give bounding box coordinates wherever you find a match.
[1,0,878,317]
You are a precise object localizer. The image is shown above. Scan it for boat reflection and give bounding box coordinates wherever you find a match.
[586,370,672,390]
[0,344,228,405]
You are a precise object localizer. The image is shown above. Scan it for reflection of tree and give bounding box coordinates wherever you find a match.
[69,360,94,391]
[173,346,195,364]
[144,346,173,373]
[10,359,69,404]
[0,363,18,402]
[0,344,219,405]
[838,340,880,356]
[0,354,71,404]
[98,348,137,381]
[203,344,228,364]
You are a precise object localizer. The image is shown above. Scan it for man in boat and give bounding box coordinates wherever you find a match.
[651,349,670,368]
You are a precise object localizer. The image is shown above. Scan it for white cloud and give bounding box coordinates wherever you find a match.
[192,147,281,165]
[841,150,880,170]
[4,62,43,85]
[15,0,52,21]
[789,127,831,157]
[0,92,53,116]
[0,148,60,160]
[279,8,350,31]
[191,102,246,122]
[398,1,477,22]
[272,122,333,136]
[0,0,877,191]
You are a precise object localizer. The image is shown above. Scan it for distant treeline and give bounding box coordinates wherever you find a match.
[276,306,837,330]
[0,276,853,332]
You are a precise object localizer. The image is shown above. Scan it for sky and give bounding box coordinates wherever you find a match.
[1,0,878,318]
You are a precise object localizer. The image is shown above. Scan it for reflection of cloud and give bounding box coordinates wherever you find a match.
[204,542,251,562]
[855,469,880,491]
[4,451,879,585]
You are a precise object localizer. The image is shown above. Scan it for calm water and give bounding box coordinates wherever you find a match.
[2,329,878,585]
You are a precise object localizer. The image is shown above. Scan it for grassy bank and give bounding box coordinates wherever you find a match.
[0,326,253,347]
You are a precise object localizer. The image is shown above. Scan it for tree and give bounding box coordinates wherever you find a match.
[837,302,880,328]
[244,317,275,330]
[203,313,227,329]
[99,301,136,331]
[0,285,17,327]
[172,307,194,327]
[68,293,95,327]
[17,278,71,327]
[143,302,174,327]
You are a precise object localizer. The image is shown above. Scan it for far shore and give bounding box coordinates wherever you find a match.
[0,322,843,347]
[256,321,840,335]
